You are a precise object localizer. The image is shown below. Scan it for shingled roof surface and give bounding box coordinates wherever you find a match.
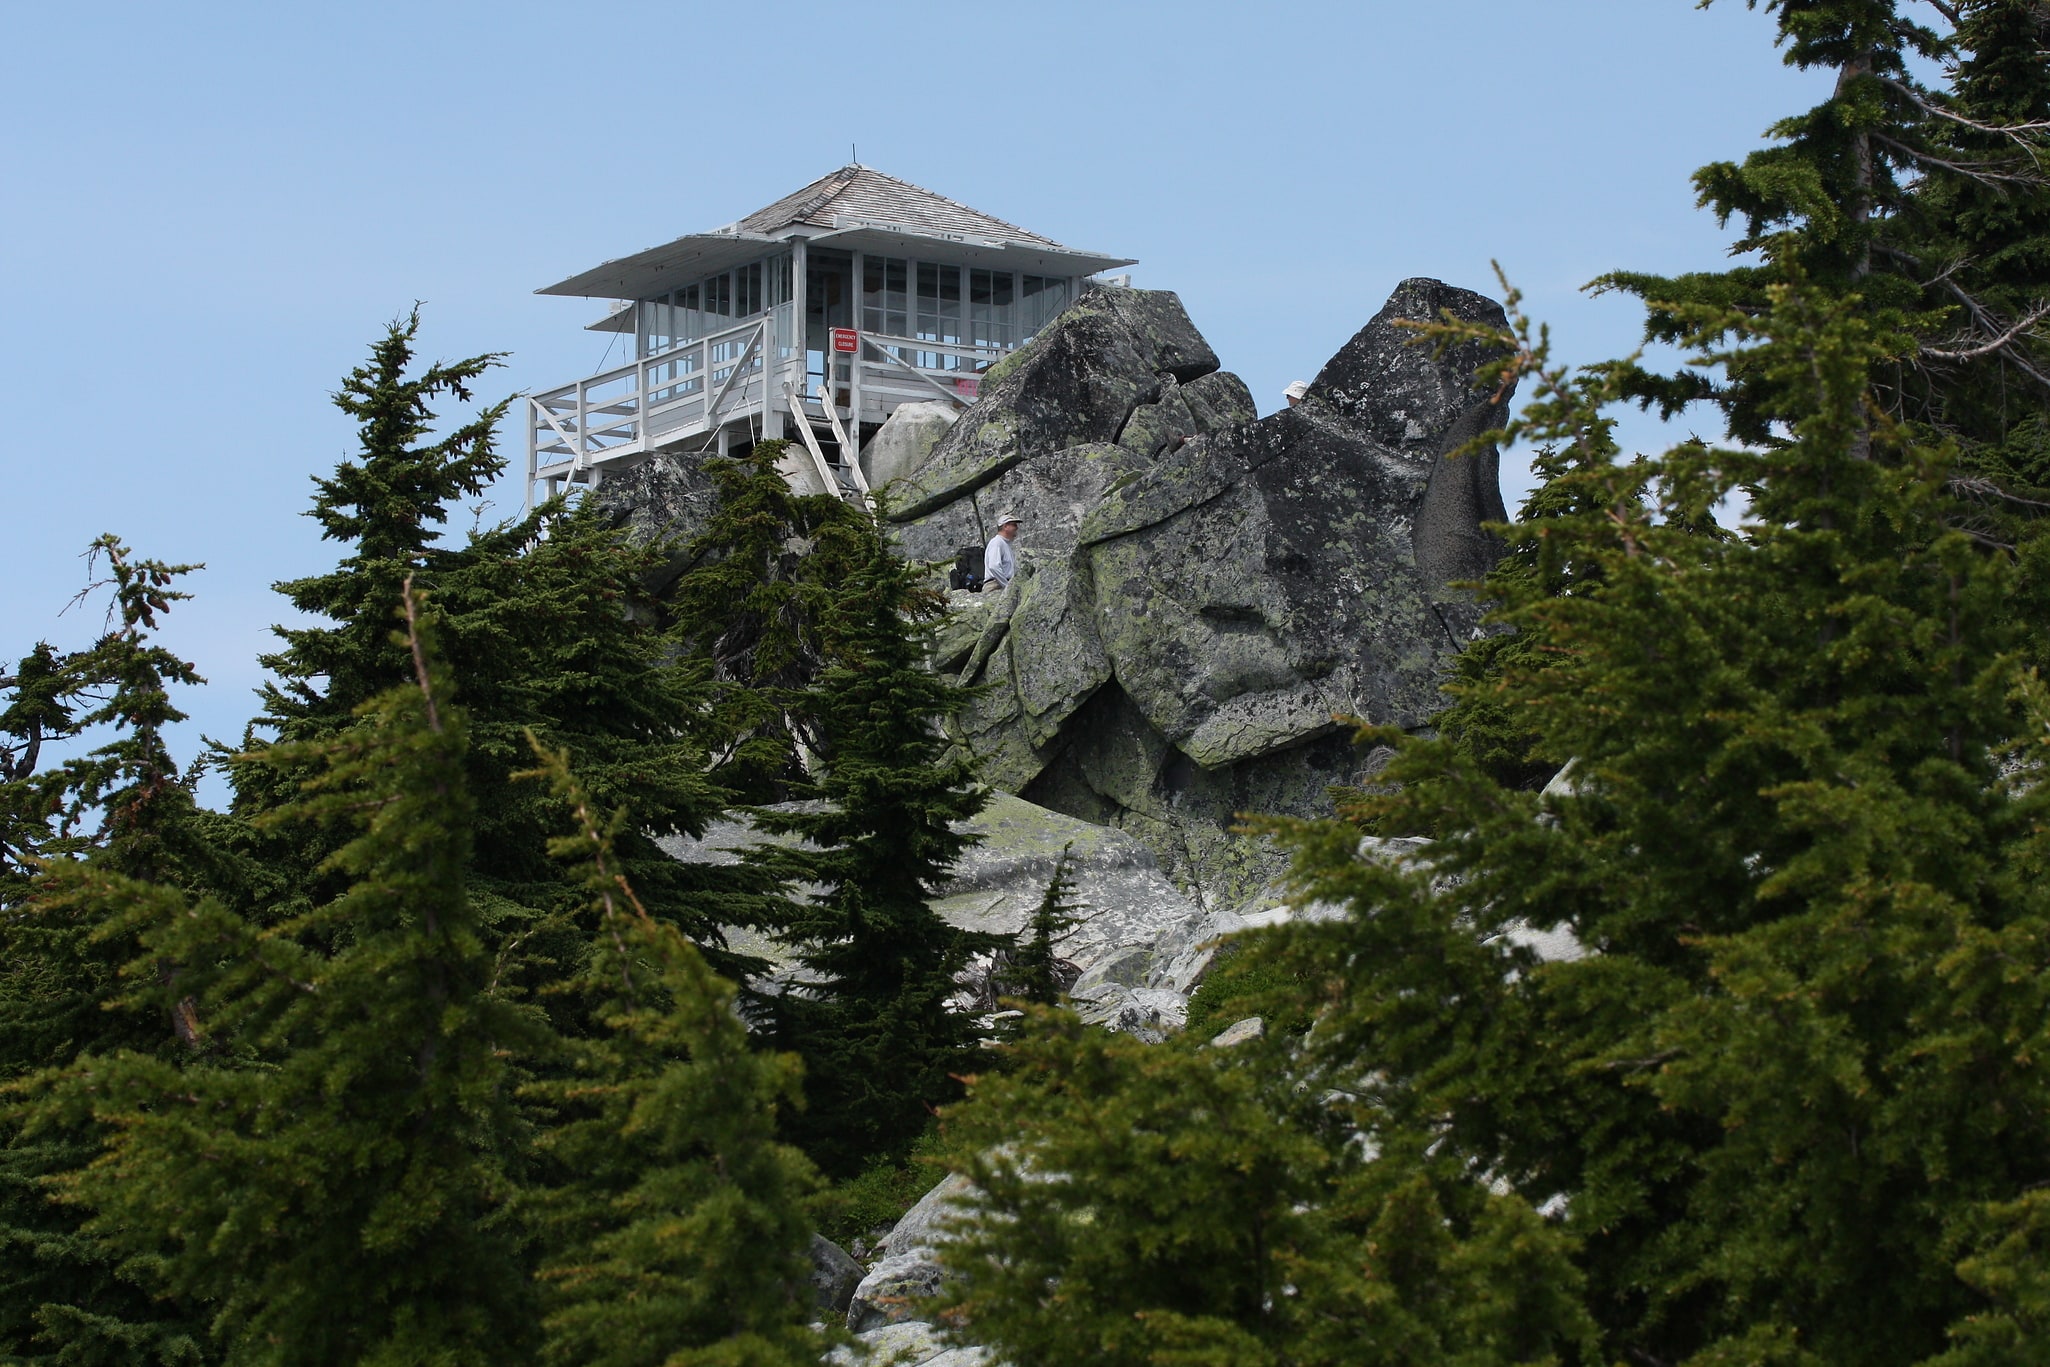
[731,165,1063,247]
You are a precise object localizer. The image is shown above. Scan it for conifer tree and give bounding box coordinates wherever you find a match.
[519,742,821,1367]
[237,311,757,974]
[934,1011,1598,1367]
[1249,275,2050,1364]
[665,441,869,805]
[753,513,1002,1177]
[32,587,542,1367]
[1600,1,2050,470]
[0,540,217,1366]
[1009,844,1084,1007]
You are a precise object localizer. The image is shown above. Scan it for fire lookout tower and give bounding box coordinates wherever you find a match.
[526,165,1135,504]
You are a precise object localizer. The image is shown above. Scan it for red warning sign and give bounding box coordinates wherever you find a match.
[830,327,859,354]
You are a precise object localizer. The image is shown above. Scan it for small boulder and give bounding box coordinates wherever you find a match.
[807,1234,865,1315]
[847,1253,947,1333]
[1209,1016,1265,1048]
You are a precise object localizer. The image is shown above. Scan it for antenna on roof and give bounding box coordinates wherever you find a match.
[851,143,858,166]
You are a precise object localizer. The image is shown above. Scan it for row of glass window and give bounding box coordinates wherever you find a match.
[638,256,794,357]
[635,255,1069,364]
[860,260,1067,353]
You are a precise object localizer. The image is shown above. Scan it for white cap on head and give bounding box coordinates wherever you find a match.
[1283,380,1311,401]
[996,513,1022,527]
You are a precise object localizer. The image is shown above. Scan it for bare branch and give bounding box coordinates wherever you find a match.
[1872,133,2045,188]
[399,573,441,735]
[1923,300,2050,360]
[1878,74,2050,143]
[1926,278,2050,392]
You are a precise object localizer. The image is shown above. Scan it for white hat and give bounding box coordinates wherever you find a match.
[1283,380,1311,401]
[996,512,1022,527]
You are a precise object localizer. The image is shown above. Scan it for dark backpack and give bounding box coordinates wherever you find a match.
[948,544,985,591]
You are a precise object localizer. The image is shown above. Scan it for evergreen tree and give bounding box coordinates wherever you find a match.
[236,311,758,975]
[30,587,542,1367]
[1249,274,2050,1363]
[519,743,821,1367]
[0,540,218,1366]
[1008,843,1084,1007]
[753,513,1002,1178]
[934,1011,1598,1367]
[1599,1,2050,475]
[664,441,870,805]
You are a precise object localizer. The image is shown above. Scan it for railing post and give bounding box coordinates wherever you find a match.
[576,380,589,473]
[525,397,537,512]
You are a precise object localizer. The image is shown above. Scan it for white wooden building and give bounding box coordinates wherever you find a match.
[526,165,1134,504]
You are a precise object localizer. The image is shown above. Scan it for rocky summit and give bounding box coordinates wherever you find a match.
[890,278,1513,902]
[595,277,1513,908]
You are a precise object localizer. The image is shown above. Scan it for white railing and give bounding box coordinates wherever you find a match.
[526,312,1017,498]
[528,304,799,479]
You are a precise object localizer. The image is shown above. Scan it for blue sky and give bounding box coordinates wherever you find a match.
[2,0,1830,777]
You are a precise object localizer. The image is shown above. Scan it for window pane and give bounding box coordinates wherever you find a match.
[861,256,908,337]
[1021,276,1068,340]
[676,283,702,343]
[705,273,731,317]
[969,268,1014,352]
[916,262,963,368]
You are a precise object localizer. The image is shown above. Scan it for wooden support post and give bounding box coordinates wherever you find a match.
[850,250,866,445]
[817,382,867,495]
[793,235,809,404]
[785,386,842,496]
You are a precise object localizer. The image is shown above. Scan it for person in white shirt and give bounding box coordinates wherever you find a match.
[984,515,1021,591]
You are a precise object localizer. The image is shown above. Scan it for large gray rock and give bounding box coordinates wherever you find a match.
[847,1172,979,1334]
[887,285,1234,525]
[892,278,1512,902]
[876,1172,975,1259]
[863,400,959,492]
[586,450,724,594]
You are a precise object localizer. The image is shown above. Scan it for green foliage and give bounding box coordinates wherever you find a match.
[665,441,869,805]
[1254,271,2050,1364]
[804,1127,948,1251]
[28,592,542,1367]
[236,313,755,976]
[518,742,820,1367]
[1181,940,1313,1042]
[934,1011,1599,1367]
[756,512,1003,1177]
[0,541,217,1366]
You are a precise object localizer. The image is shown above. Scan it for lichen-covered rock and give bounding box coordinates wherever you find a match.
[876,1172,975,1260]
[888,284,1223,523]
[847,1253,948,1333]
[658,792,1208,986]
[899,279,1511,903]
[827,1319,947,1364]
[586,449,723,593]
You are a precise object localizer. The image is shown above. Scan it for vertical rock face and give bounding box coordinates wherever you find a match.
[901,279,1513,901]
